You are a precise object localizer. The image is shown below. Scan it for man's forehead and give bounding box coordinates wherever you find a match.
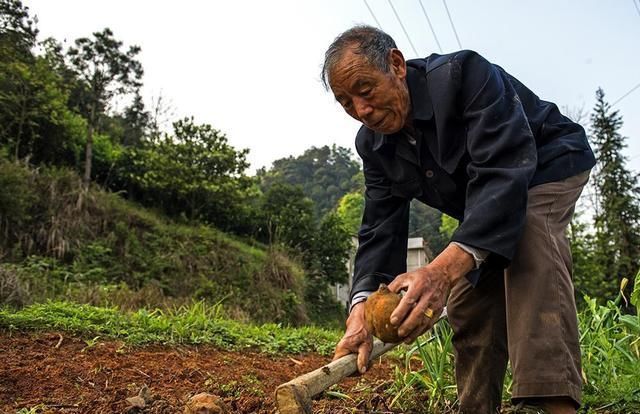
[331,49,379,86]
[335,48,373,71]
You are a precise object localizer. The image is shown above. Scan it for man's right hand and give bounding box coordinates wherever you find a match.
[332,302,373,374]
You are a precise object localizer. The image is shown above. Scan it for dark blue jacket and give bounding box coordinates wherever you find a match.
[351,50,595,302]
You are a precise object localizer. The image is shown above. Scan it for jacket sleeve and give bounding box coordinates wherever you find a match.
[450,51,537,269]
[350,139,410,304]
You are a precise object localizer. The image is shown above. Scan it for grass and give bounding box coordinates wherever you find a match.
[578,276,640,412]
[387,322,457,412]
[385,275,640,413]
[0,300,341,355]
[1,279,639,413]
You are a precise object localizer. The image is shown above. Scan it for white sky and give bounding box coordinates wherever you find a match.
[26,0,640,175]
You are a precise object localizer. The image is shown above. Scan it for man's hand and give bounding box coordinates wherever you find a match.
[333,302,373,374]
[387,243,475,344]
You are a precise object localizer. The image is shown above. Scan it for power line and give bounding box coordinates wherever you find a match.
[611,82,640,107]
[363,0,383,29]
[417,0,443,53]
[442,0,463,49]
[386,0,420,57]
[609,1,640,107]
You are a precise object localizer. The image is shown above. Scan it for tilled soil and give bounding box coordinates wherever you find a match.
[0,331,399,413]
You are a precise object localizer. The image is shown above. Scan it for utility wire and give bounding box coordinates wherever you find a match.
[363,0,383,29]
[442,0,463,49]
[386,0,420,56]
[609,1,640,107]
[418,0,443,53]
[611,82,640,107]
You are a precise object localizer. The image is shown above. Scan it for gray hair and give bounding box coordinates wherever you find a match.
[321,25,397,90]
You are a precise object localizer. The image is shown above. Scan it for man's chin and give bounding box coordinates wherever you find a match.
[366,120,402,135]
[369,125,402,135]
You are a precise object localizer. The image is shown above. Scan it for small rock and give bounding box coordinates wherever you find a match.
[126,395,146,409]
[126,385,153,410]
[138,385,152,403]
[184,393,229,414]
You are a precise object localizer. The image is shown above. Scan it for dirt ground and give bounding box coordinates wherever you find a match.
[0,330,400,413]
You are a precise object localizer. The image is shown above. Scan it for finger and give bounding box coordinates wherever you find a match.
[403,317,431,344]
[356,339,372,374]
[398,298,433,337]
[390,291,419,326]
[402,303,443,342]
[387,274,408,293]
[333,346,352,361]
[333,337,358,360]
[403,328,425,345]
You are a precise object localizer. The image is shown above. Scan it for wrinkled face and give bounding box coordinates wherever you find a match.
[329,48,410,134]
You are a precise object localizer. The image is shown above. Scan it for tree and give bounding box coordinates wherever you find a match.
[569,212,606,300]
[439,214,458,240]
[0,4,84,165]
[66,28,143,189]
[0,0,35,160]
[589,88,640,297]
[306,211,352,323]
[336,191,364,235]
[259,182,315,250]
[257,182,351,320]
[312,211,351,286]
[0,0,37,62]
[258,145,361,217]
[120,118,254,228]
[121,92,149,147]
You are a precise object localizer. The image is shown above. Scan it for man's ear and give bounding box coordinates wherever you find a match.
[389,48,407,79]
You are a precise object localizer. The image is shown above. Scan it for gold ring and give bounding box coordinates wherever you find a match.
[424,308,434,319]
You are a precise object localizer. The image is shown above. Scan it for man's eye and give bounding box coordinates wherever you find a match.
[361,89,372,97]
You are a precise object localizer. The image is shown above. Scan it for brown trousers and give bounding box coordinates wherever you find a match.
[447,171,589,413]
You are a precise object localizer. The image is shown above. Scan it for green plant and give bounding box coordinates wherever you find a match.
[579,274,640,412]
[15,404,48,414]
[388,272,640,413]
[389,322,457,412]
[81,335,100,352]
[0,300,341,355]
[0,162,312,325]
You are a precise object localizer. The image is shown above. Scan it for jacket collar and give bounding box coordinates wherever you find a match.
[372,60,434,152]
[406,60,434,122]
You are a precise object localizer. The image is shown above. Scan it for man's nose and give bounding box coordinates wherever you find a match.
[353,97,373,119]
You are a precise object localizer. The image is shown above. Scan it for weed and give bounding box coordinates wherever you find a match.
[218,380,241,398]
[387,274,640,413]
[0,300,341,355]
[15,404,47,414]
[82,335,101,352]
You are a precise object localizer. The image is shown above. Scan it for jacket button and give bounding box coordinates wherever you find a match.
[425,170,434,178]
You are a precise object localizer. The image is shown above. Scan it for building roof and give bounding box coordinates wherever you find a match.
[407,237,425,250]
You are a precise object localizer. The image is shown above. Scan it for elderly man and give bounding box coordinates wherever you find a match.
[324,26,595,414]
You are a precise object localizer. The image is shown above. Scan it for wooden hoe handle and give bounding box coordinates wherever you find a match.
[275,339,397,414]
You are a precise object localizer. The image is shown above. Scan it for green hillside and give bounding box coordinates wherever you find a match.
[0,159,312,326]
